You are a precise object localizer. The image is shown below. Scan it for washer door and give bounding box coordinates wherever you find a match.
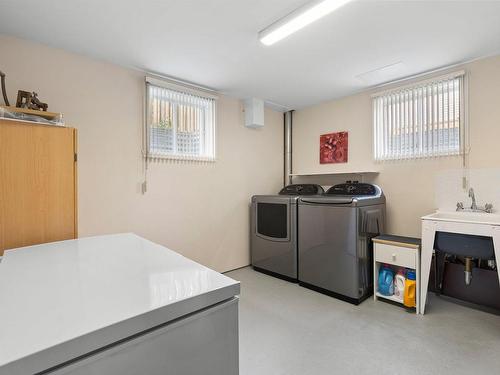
[298,203,359,298]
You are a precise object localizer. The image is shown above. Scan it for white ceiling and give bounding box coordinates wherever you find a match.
[1,0,500,110]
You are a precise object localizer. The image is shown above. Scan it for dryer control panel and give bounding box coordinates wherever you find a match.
[279,184,324,196]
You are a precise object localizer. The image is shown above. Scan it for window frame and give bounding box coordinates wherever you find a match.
[144,76,218,162]
[372,70,468,162]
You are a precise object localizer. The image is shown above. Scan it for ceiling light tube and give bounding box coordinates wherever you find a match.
[259,0,354,46]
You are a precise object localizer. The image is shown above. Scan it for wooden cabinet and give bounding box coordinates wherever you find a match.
[0,119,77,255]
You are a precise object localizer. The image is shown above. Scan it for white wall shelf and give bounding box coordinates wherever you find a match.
[289,171,379,177]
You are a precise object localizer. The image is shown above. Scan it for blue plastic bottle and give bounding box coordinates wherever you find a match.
[378,265,395,296]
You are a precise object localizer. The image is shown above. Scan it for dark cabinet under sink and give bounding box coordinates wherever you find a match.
[437,262,500,312]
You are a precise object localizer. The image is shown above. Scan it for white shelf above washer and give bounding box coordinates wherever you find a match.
[289,171,379,177]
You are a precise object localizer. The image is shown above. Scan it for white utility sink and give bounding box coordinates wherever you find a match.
[420,210,500,315]
[422,211,500,226]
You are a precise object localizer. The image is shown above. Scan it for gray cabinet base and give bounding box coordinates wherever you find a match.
[47,298,239,375]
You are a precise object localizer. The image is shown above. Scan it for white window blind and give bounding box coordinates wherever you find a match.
[373,71,465,161]
[146,79,216,161]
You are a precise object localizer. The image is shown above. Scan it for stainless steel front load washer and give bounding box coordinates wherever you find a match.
[298,182,385,304]
[251,184,324,281]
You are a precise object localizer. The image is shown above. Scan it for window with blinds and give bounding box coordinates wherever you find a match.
[146,79,216,161]
[372,71,465,161]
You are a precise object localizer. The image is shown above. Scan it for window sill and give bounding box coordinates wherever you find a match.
[146,153,216,163]
[374,151,463,162]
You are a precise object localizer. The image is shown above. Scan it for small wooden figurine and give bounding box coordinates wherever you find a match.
[16,90,48,111]
[29,92,48,111]
[16,90,32,108]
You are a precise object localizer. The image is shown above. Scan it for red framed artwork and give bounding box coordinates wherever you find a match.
[320,131,348,164]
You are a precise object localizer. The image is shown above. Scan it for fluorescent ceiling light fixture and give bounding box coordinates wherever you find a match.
[259,0,354,46]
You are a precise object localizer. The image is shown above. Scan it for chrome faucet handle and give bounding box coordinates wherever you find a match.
[456,202,464,211]
[485,203,493,213]
[468,187,477,210]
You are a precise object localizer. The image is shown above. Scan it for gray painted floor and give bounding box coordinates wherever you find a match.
[226,267,500,375]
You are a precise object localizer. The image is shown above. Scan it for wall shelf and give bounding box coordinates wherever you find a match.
[289,171,379,177]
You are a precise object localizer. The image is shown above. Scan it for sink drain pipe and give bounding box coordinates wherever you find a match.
[464,257,473,285]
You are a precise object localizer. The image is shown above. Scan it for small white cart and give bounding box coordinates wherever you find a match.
[373,235,421,314]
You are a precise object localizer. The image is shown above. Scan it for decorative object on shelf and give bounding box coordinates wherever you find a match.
[16,90,31,108]
[16,90,48,111]
[320,131,348,164]
[0,70,10,106]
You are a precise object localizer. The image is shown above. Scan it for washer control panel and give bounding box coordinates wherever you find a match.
[326,182,377,196]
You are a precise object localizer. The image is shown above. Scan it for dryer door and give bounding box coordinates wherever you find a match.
[255,200,290,242]
[251,197,297,279]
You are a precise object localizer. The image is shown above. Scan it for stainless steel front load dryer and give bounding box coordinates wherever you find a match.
[298,182,385,304]
[251,184,324,281]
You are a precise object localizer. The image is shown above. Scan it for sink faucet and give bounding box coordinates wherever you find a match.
[456,188,493,213]
[469,188,477,210]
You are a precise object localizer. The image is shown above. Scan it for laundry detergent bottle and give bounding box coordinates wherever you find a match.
[378,265,394,296]
[394,269,406,302]
[404,270,416,308]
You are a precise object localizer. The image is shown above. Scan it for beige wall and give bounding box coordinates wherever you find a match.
[0,35,283,272]
[293,55,500,237]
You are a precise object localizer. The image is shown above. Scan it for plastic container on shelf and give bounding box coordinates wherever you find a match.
[394,269,406,302]
[378,265,394,296]
[404,270,417,308]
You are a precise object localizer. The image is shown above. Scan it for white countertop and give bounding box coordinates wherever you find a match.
[422,210,500,226]
[0,233,240,374]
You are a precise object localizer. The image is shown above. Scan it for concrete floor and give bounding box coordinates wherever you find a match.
[226,267,500,375]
